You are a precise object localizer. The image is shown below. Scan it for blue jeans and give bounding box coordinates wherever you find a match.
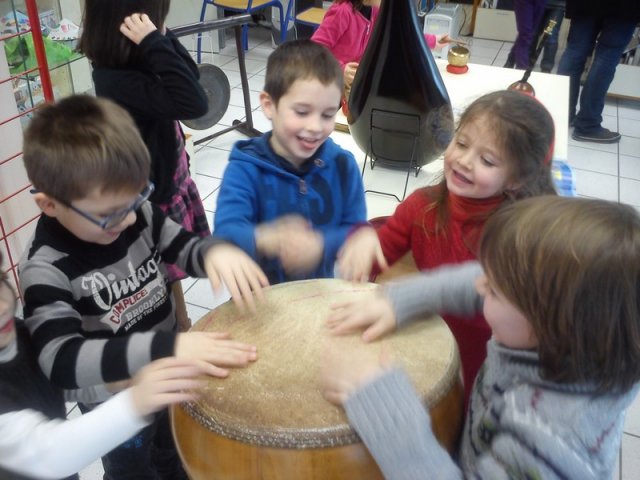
[557,16,637,133]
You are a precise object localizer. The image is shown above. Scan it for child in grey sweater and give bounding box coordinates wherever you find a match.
[322,196,640,479]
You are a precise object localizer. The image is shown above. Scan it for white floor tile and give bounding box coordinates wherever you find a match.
[224,57,269,75]
[469,38,505,50]
[621,434,640,480]
[186,302,213,325]
[469,44,500,59]
[184,278,231,310]
[572,169,619,201]
[192,173,221,202]
[567,144,619,176]
[244,45,274,63]
[620,155,640,181]
[195,147,230,178]
[624,390,640,437]
[620,136,640,158]
[79,460,104,479]
[229,86,261,112]
[620,178,640,207]
[198,130,247,151]
[251,109,274,132]
[620,118,640,139]
[218,105,247,127]
[198,52,236,68]
[223,70,243,89]
[618,99,640,121]
[181,276,198,294]
[66,402,79,417]
[603,101,618,118]
[247,73,266,92]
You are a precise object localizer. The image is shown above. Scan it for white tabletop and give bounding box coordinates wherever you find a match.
[336,61,569,162]
[435,59,569,161]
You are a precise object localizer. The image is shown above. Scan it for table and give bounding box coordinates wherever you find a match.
[337,60,569,161]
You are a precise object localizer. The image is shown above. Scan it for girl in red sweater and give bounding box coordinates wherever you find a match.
[336,90,556,404]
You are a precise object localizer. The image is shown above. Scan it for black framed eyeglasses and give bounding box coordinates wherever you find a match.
[31,182,155,231]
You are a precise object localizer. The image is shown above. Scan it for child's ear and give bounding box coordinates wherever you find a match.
[33,192,61,217]
[260,91,274,120]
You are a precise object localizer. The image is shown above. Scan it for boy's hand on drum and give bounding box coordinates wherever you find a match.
[175,331,258,377]
[327,290,397,342]
[130,357,208,417]
[205,243,268,313]
[120,13,157,45]
[337,227,387,282]
[320,342,391,406]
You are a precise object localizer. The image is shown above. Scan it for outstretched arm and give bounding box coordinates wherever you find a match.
[328,262,483,341]
[0,357,208,479]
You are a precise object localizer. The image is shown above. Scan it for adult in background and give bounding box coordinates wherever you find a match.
[557,0,639,144]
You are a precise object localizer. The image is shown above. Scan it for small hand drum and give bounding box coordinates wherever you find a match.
[171,279,463,479]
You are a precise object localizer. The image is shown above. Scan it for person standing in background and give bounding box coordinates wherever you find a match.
[504,0,548,69]
[557,0,639,144]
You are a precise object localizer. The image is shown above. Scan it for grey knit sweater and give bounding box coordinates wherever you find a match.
[345,263,639,479]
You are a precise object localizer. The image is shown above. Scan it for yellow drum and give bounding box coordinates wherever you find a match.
[171,279,462,479]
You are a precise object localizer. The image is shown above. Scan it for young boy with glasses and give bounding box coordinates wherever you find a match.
[18,95,268,479]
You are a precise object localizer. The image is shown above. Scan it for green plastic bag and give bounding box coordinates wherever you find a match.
[5,33,77,75]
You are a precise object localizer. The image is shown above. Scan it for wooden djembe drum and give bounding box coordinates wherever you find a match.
[171,279,463,479]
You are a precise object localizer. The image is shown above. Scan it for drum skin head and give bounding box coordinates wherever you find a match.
[184,279,460,449]
[182,63,231,130]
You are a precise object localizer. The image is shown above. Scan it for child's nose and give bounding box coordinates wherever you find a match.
[457,151,473,169]
[306,114,323,132]
[121,210,137,228]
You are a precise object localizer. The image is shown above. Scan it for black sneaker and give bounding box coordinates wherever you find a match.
[572,128,621,144]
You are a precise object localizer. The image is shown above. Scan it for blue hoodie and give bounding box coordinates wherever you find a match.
[213,133,367,284]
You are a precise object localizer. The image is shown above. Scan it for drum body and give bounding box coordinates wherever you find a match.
[171,279,462,479]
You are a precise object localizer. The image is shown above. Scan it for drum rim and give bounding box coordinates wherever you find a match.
[180,344,460,449]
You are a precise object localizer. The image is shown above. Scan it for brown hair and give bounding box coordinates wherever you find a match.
[78,0,171,67]
[480,196,640,394]
[263,39,343,105]
[23,95,150,203]
[418,90,557,247]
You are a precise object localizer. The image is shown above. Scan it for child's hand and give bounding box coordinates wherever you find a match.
[279,228,324,276]
[130,357,208,417]
[120,13,158,45]
[337,226,388,282]
[255,215,310,258]
[436,34,453,48]
[105,379,132,394]
[344,62,359,88]
[205,243,268,312]
[175,331,257,376]
[320,341,390,406]
[326,289,397,342]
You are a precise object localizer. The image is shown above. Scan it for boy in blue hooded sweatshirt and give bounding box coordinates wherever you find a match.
[213,39,367,284]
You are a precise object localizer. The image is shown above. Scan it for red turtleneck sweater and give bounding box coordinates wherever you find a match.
[375,186,504,404]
